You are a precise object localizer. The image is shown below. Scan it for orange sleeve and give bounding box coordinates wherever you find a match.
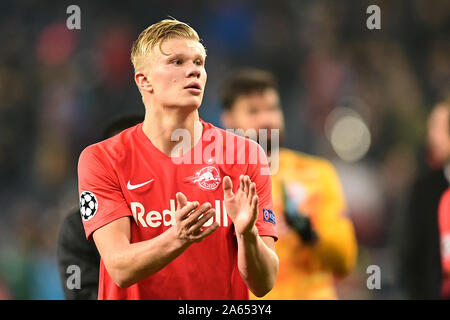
[310,161,358,277]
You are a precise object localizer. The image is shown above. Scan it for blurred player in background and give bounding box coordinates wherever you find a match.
[221,69,357,299]
[439,188,450,299]
[437,98,450,299]
[57,115,143,300]
[399,99,450,299]
[77,19,279,299]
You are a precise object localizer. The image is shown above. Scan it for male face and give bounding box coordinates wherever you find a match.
[222,88,285,148]
[138,37,207,110]
[427,105,450,165]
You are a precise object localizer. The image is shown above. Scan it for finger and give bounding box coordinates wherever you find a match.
[191,221,219,242]
[223,176,234,198]
[178,201,199,219]
[251,195,259,219]
[244,175,249,194]
[239,175,245,193]
[187,208,215,233]
[176,192,188,211]
[244,175,251,197]
[248,182,256,205]
[184,202,212,227]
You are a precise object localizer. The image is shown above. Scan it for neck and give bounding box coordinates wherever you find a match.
[142,104,202,157]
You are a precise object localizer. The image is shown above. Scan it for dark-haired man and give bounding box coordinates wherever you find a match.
[221,69,357,299]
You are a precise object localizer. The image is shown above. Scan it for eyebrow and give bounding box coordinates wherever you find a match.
[165,53,206,61]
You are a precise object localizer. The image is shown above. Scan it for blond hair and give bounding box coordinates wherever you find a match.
[131,18,201,71]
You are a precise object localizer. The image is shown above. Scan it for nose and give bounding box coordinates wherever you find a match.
[187,62,201,79]
[257,111,277,129]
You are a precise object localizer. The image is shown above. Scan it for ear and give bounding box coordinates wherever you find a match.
[221,110,233,129]
[135,71,153,93]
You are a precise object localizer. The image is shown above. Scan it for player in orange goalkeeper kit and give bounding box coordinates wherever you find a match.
[221,69,357,299]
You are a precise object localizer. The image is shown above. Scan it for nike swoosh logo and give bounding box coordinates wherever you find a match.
[127,179,154,190]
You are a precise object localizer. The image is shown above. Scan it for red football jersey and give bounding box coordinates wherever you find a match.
[439,189,450,272]
[77,118,277,300]
[439,188,450,298]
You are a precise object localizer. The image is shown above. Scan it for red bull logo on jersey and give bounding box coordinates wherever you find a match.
[183,166,221,190]
[130,199,229,229]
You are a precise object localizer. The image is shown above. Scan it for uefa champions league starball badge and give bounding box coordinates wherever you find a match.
[79,191,98,221]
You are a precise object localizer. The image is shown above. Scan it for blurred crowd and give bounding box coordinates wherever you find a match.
[0,0,449,299]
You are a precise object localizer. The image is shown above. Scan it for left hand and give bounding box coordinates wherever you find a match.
[223,175,259,236]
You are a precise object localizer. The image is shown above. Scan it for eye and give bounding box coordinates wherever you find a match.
[269,105,280,112]
[171,59,183,65]
[248,108,259,115]
[194,59,204,66]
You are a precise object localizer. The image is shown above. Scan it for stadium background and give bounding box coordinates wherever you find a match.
[0,0,448,299]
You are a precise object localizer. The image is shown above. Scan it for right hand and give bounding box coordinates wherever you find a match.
[173,192,219,245]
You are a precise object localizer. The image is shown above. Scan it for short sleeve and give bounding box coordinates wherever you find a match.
[439,189,450,273]
[78,145,132,240]
[246,141,278,241]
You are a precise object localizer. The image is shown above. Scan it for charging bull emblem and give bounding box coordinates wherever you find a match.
[184,166,221,190]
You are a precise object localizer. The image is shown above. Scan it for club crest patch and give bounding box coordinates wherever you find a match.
[184,166,221,190]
